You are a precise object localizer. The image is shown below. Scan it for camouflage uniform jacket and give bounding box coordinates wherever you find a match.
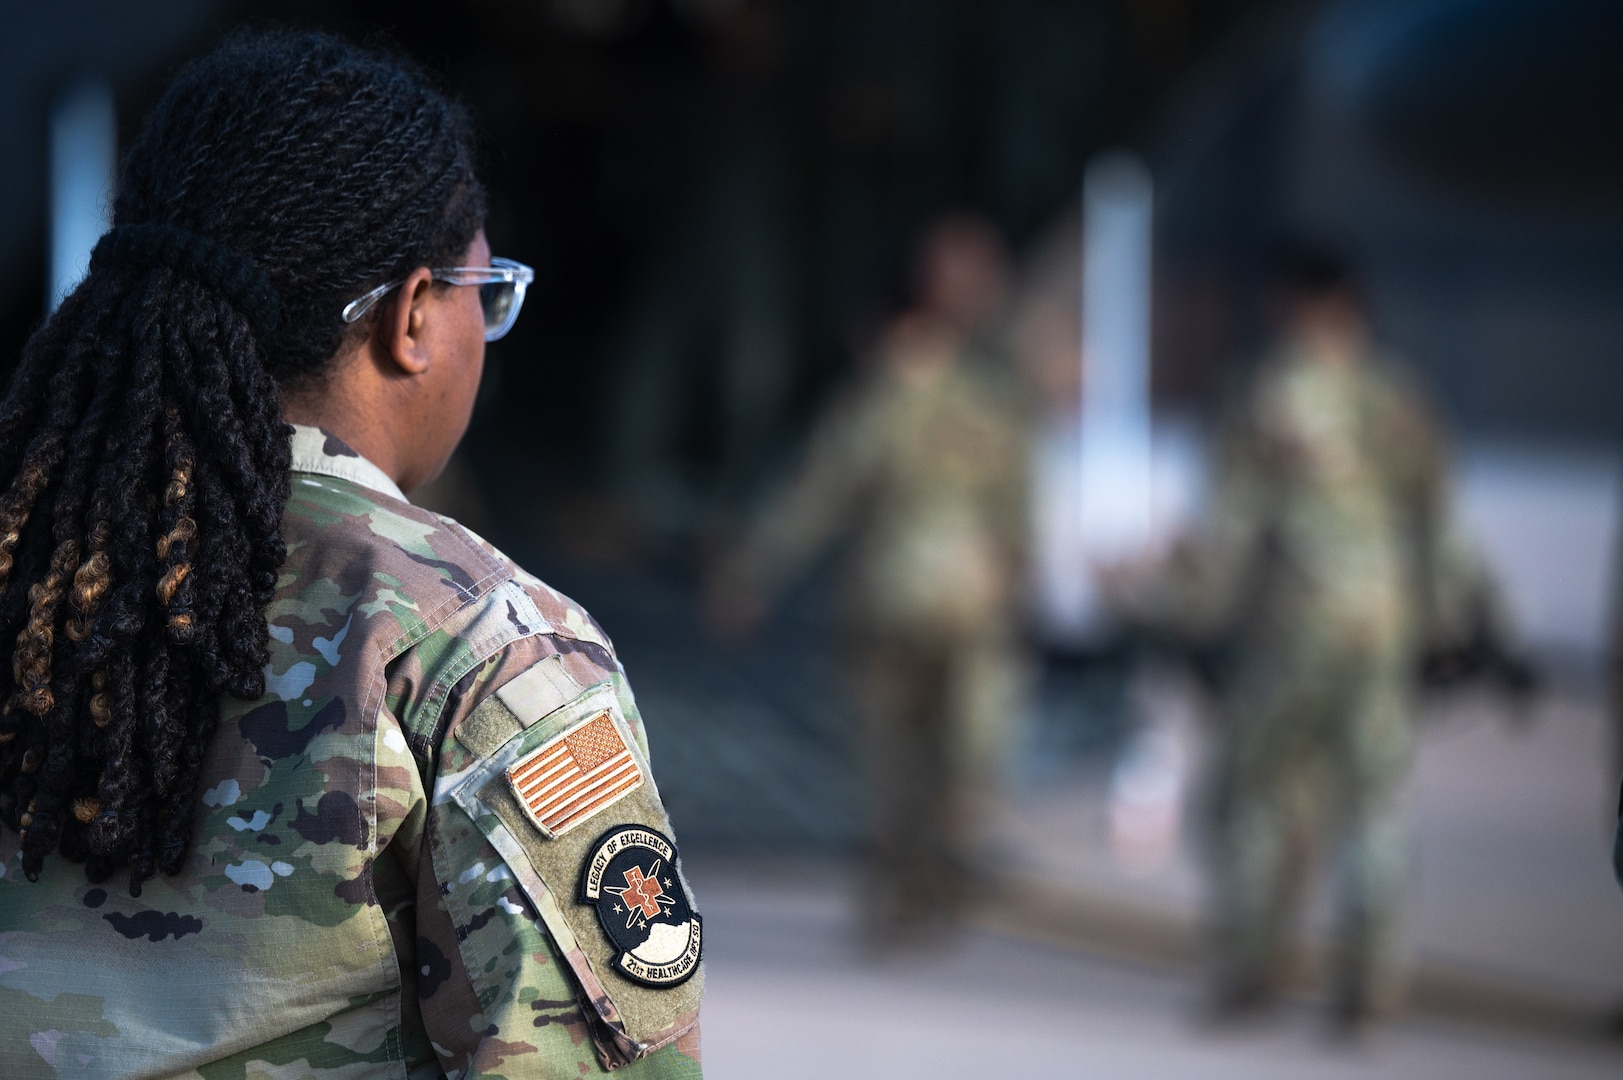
[1157,344,1445,663]
[0,426,704,1079]
[742,351,1030,642]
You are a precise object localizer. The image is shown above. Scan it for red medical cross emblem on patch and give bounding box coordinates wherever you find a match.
[623,866,665,917]
[607,860,671,927]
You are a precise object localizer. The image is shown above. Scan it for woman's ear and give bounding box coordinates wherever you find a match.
[377,267,436,376]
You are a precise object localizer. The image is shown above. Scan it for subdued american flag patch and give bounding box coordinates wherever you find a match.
[505,711,644,838]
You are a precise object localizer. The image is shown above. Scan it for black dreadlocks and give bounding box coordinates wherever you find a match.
[0,30,485,892]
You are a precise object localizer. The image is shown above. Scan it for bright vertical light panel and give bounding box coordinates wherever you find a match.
[49,78,116,313]
[1080,150,1154,561]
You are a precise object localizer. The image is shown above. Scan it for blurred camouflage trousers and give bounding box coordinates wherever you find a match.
[1209,637,1413,1014]
[848,632,1024,939]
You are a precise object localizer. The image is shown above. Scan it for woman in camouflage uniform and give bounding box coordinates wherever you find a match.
[0,31,701,1078]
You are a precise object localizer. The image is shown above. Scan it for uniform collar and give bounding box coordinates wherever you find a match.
[288,424,409,503]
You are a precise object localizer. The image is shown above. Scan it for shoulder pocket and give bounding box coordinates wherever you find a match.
[437,666,702,1068]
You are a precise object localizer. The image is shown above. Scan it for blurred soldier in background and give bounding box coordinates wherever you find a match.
[710,214,1032,946]
[1112,246,1450,1033]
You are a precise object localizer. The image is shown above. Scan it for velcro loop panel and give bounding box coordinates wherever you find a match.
[446,682,702,1067]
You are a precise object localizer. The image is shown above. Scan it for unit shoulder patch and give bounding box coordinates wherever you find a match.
[579,825,702,988]
[504,710,644,838]
[444,677,703,1066]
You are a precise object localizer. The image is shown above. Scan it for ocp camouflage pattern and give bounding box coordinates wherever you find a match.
[731,343,1032,936]
[0,425,703,1078]
[1128,344,1447,1013]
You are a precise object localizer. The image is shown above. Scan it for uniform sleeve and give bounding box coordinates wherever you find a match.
[987,388,1034,588]
[413,638,703,1080]
[416,778,702,1078]
[736,383,888,602]
[1375,367,1452,633]
[1189,407,1276,628]
[1120,400,1273,640]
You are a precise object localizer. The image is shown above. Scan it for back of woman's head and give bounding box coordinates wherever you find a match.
[119,29,486,381]
[0,29,485,891]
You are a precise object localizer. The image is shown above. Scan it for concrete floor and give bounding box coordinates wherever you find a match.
[1004,677,1623,1004]
[687,857,1623,1080]
[679,676,1623,1077]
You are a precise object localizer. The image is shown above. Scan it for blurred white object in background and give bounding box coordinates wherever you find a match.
[1031,415,1206,645]
[1452,440,1622,667]
[1108,695,1195,873]
[48,77,115,313]
[1079,151,1154,571]
[1027,149,1164,644]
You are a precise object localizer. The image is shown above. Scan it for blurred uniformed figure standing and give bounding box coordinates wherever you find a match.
[712,215,1031,943]
[1118,247,1448,1030]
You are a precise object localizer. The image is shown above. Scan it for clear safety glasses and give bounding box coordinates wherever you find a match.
[340,256,534,342]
